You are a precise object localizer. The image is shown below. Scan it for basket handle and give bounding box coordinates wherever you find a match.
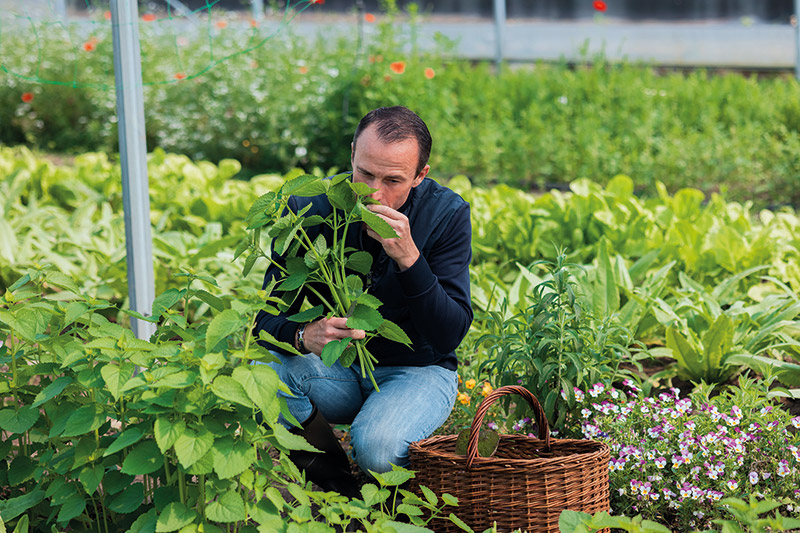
[466,385,551,469]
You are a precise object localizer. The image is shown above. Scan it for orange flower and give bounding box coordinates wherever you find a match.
[389,61,406,74]
[21,92,34,103]
[364,13,376,23]
[593,1,607,11]
[142,13,156,22]
[481,383,493,397]
[250,60,258,69]
[215,20,227,29]
[465,378,476,390]
[104,10,111,20]
[174,72,187,80]
[457,392,471,405]
[250,18,259,27]
[383,75,392,82]
[298,66,309,74]
[424,67,435,79]
[82,41,96,52]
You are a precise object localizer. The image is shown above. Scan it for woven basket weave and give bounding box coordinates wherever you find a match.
[408,385,610,533]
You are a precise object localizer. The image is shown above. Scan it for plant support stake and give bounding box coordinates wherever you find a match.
[111,0,156,341]
[794,0,800,80]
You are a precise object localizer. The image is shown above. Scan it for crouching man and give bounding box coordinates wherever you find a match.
[254,106,473,497]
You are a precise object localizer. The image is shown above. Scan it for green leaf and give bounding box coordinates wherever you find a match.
[101,363,136,401]
[127,508,158,533]
[282,174,327,197]
[360,207,399,239]
[420,485,438,506]
[232,365,280,416]
[32,376,73,408]
[270,424,320,452]
[702,313,733,376]
[206,490,246,522]
[104,427,145,457]
[327,181,357,212]
[287,305,324,323]
[193,290,226,312]
[0,406,39,434]
[320,337,350,367]
[108,483,144,514]
[666,327,704,380]
[155,502,197,532]
[347,304,383,331]
[377,319,412,346]
[173,427,214,469]
[45,270,80,294]
[206,309,243,351]
[355,293,382,309]
[121,440,164,475]
[62,404,104,437]
[454,428,499,458]
[78,464,104,494]
[441,493,458,506]
[152,288,183,318]
[212,438,256,479]
[7,456,35,486]
[0,490,45,521]
[10,515,29,533]
[246,191,278,228]
[346,251,373,274]
[257,330,303,356]
[447,513,474,533]
[57,493,86,523]
[558,510,592,533]
[594,238,620,316]
[370,468,414,487]
[279,258,309,292]
[154,417,186,454]
[211,376,254,408]
[63,301,89,326]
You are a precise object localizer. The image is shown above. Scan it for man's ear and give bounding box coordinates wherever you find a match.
[413,164,430,187]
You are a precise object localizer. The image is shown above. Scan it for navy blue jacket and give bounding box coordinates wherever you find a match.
[253,176,472,370]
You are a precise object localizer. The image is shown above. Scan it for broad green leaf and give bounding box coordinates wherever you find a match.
[11,515,29,533]
[186,447,215,476]
[558,510,592,533]
[104,427,145,457]
[279,258,309,292]
[63,301,89,326]
[382,521,430,532]
[370,468,414,487]
[121,440,164,475]
[245,192,278,228]
[193,290,226,312]
[702,313,733,378]
[377,319,412,346]
[155,502,197,532]
[7,456,35,486]
[666,327,703,380]
[232,365,280,416]
[327,181,357,212]
[45,270,80,294]
[320,337,350,367]
[273,220,303,256]
[101,363,136,401]
[212,438,256,479]
[420,485,438,506]
[282,174,326,197]
[0,490,45,521]
[340,345,358,368]
[594,238,620,316]
[349,181,377,197]
[9,307,49,342]
[0,406,39,434]
[78,464,104,494]
[62,404,105,437]
[447,513,474,533]
[154,417,186,454]
[173,427,214,469]
[57,493,86,524]
[206,490,246,523]
[355,292,382,309]
[108,482,144,514]
[206,309,243,351]
[210,376,253,408]
[347,304,383,331]
[153,370,197,389]
[346,251,372,274]
[312,233,328,256]
[152,289,183,318]
[32,375,73,408]
[270,424,319,452]
[287,305,324,323]
[360,207,399,239]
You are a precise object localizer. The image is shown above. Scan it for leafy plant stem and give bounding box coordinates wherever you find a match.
[178,469,186,504]
[299,225,348,312]
[199,474,206,516]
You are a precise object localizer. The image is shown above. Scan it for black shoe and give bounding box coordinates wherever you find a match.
[289,405,361,499]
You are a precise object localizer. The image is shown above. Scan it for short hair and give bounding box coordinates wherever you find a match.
[353,106,432,176]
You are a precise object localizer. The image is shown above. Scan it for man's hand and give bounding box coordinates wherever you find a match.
[364,204,420,271]
[303,317,366,356]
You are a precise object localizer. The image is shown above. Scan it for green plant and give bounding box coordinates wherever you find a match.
[559,509,671,533]
[473,251,637,431]
[710,495,800,533]
[239,172,412,390]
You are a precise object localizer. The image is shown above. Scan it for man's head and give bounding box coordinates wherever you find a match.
[351,106,432,210]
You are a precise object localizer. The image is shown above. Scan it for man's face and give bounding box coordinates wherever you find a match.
[351,125,429,211]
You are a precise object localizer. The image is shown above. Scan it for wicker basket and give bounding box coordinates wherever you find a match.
[408,385,610,533]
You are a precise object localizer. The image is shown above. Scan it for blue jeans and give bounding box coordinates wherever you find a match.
[267,352,458,475]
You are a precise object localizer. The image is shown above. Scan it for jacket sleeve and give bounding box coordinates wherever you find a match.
[395,203,473,354]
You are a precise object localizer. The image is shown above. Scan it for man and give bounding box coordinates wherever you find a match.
[254,106,472,497]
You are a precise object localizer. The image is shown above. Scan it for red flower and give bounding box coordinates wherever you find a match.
[424,67,435,79]
[593,1,607,12]
[174,72,187,80]
[21,92,34,103]
[298,66,309,74]
[364,13,376,23]
[215,20,227,29]
[104,10,111,20]
[310,0,324,4]
[82,41,96,52]
[390,61,406,74]
[250,18,259,27]
[142,13,156,22]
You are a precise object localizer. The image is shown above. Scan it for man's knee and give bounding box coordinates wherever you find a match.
[350,429,410,474]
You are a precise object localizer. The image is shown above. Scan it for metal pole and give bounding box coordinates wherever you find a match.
[252,0,264,21]
[111,0,157,341]
[794,0,800,81]
[166,0,199,26]
[493,0,506,67]
[54,0,67,19]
